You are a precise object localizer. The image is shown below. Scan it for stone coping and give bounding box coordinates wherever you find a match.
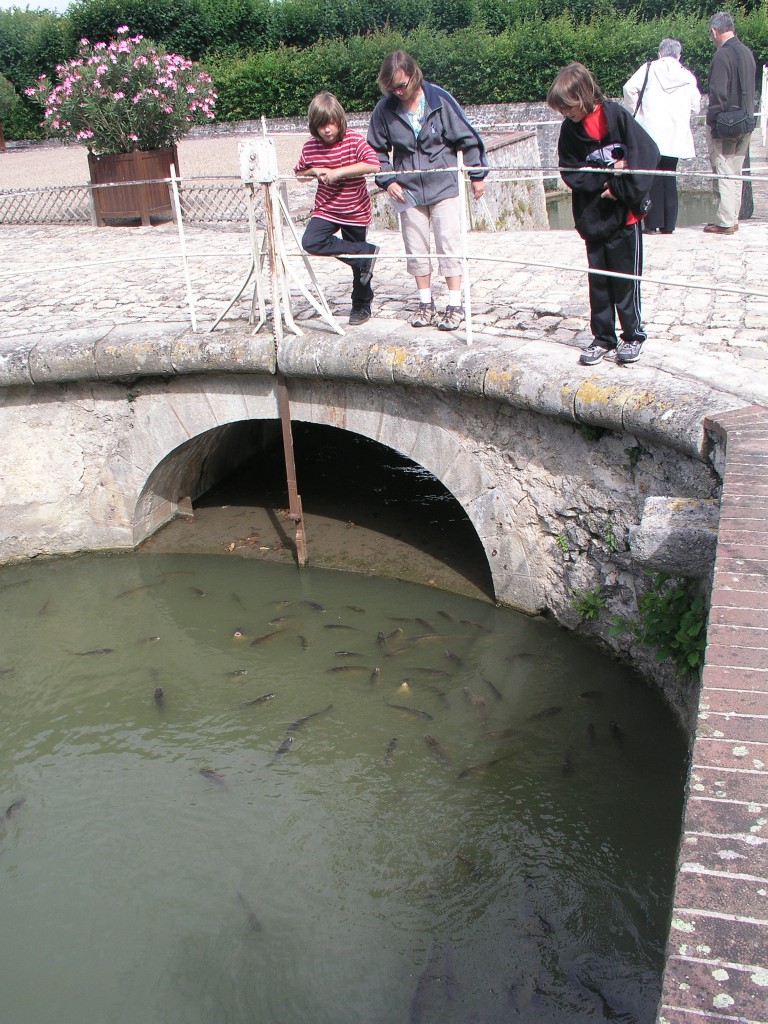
[0,321,746,464]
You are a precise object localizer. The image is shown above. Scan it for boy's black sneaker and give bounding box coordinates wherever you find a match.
[358,246,379,287]
[579,342,612,365]
[616,339,643,364]
[348,305,371,326]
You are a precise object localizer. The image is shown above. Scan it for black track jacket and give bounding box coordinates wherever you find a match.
[557,100,660,243]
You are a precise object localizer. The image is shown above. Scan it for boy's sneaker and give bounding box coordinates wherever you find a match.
[579,342,612,365]
[616,339,643,364]
[348,304,371,326]
[411,301,436,328]
[358,246,379,287]
[437,305,464,331]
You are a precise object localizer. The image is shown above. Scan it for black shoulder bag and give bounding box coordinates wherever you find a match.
[711,47,756,139]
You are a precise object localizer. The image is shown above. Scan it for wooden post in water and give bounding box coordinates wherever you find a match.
[243,138,308,567]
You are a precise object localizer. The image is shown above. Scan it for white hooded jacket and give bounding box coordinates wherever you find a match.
[623,56,701,158]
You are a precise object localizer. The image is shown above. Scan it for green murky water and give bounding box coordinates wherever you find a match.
[0,553,687,1023]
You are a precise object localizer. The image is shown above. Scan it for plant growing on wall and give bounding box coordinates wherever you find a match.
[611,571,707,675]
[569,585,606,621]
[24,25,216,154]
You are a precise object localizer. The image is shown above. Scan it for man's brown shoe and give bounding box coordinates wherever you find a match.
[703,223,738,234]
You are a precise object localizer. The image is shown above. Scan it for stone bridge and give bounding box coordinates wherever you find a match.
[2,212,768,1023]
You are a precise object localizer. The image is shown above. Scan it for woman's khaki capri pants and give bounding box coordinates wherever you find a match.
[400,195,463,278]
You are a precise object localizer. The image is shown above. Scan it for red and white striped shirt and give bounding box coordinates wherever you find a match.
[294,129,378,225]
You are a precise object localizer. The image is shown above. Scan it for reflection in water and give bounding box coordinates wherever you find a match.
[0,553,687,1023]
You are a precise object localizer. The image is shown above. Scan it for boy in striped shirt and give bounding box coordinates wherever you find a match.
[295,92,380,325]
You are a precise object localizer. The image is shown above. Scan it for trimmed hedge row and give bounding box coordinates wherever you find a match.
[2,3,764,139]
[208,10,767,122]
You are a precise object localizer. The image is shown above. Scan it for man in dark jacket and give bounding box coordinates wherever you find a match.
[704,10,756,234]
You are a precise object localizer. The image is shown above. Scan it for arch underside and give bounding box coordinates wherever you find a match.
[133,378,539,613]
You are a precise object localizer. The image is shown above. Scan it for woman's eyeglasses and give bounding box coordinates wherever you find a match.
[391,77,411,94]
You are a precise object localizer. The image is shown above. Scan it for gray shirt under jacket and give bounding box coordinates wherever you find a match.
[367,80,488,208]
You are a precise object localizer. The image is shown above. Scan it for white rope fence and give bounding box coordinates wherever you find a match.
[2,150,765,336]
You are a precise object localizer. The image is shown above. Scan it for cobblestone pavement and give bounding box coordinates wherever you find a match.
[2,215,767,405]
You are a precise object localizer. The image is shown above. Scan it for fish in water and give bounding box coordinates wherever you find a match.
[562,746,575,776]
[461,618,492,634]
[302,600,325,612]
[457,754,512,780]
[382,737,399,767]
[1,797,26,827]
[299,635,310,650]
[199,767,226,785]
[190,587,205,598]
[425,685,450,708]
[231,593,243,606]
[406,667,451,679]
[0,667,14,676]
[236,890,263,932]
[528,705,563,721]
[424,734,451,765]
[288,703,333,732]
[609,720,624,749]
[72,647,114,656]
[415,617,435,632]
[456,853,482,879]
[437,609,456,624]
[242,692,275,707]
[153,686,164,706]
[251,630,280,646]
[326,665,370,675]
[444,649,464,668]
[370,667,381,685]
[386,702,433,721]
[226,668,248,678]
[587,722,596,745]
[409,940,459,1023]
[323,623,357,631]
[334,651,363,658]
[463,687,486,711]
[114,581,165,599]
[232,626,245,638]
[406,633,440,646]
[579,690,603,701]
[346,605,366,614]
[269,735,294,764]
[269,615,288,625]
[481,674,504,701]
[141,635,161,645]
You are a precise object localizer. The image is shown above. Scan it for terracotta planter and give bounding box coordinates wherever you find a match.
[88,145,178,226]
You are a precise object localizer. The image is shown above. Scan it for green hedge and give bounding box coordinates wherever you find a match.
[2,1,765,139]
[208,10,767,122]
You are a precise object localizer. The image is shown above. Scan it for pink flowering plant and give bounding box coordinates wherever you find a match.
[25,26,216,154]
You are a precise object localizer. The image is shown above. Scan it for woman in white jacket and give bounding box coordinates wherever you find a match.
[623,39,701,233]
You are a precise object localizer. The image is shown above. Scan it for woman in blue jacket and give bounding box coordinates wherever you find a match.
[367,51,488,331]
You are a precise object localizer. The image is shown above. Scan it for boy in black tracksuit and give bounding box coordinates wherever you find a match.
[547,63,660,365]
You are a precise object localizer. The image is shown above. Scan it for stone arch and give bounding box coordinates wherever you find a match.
[131,376,540,613]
